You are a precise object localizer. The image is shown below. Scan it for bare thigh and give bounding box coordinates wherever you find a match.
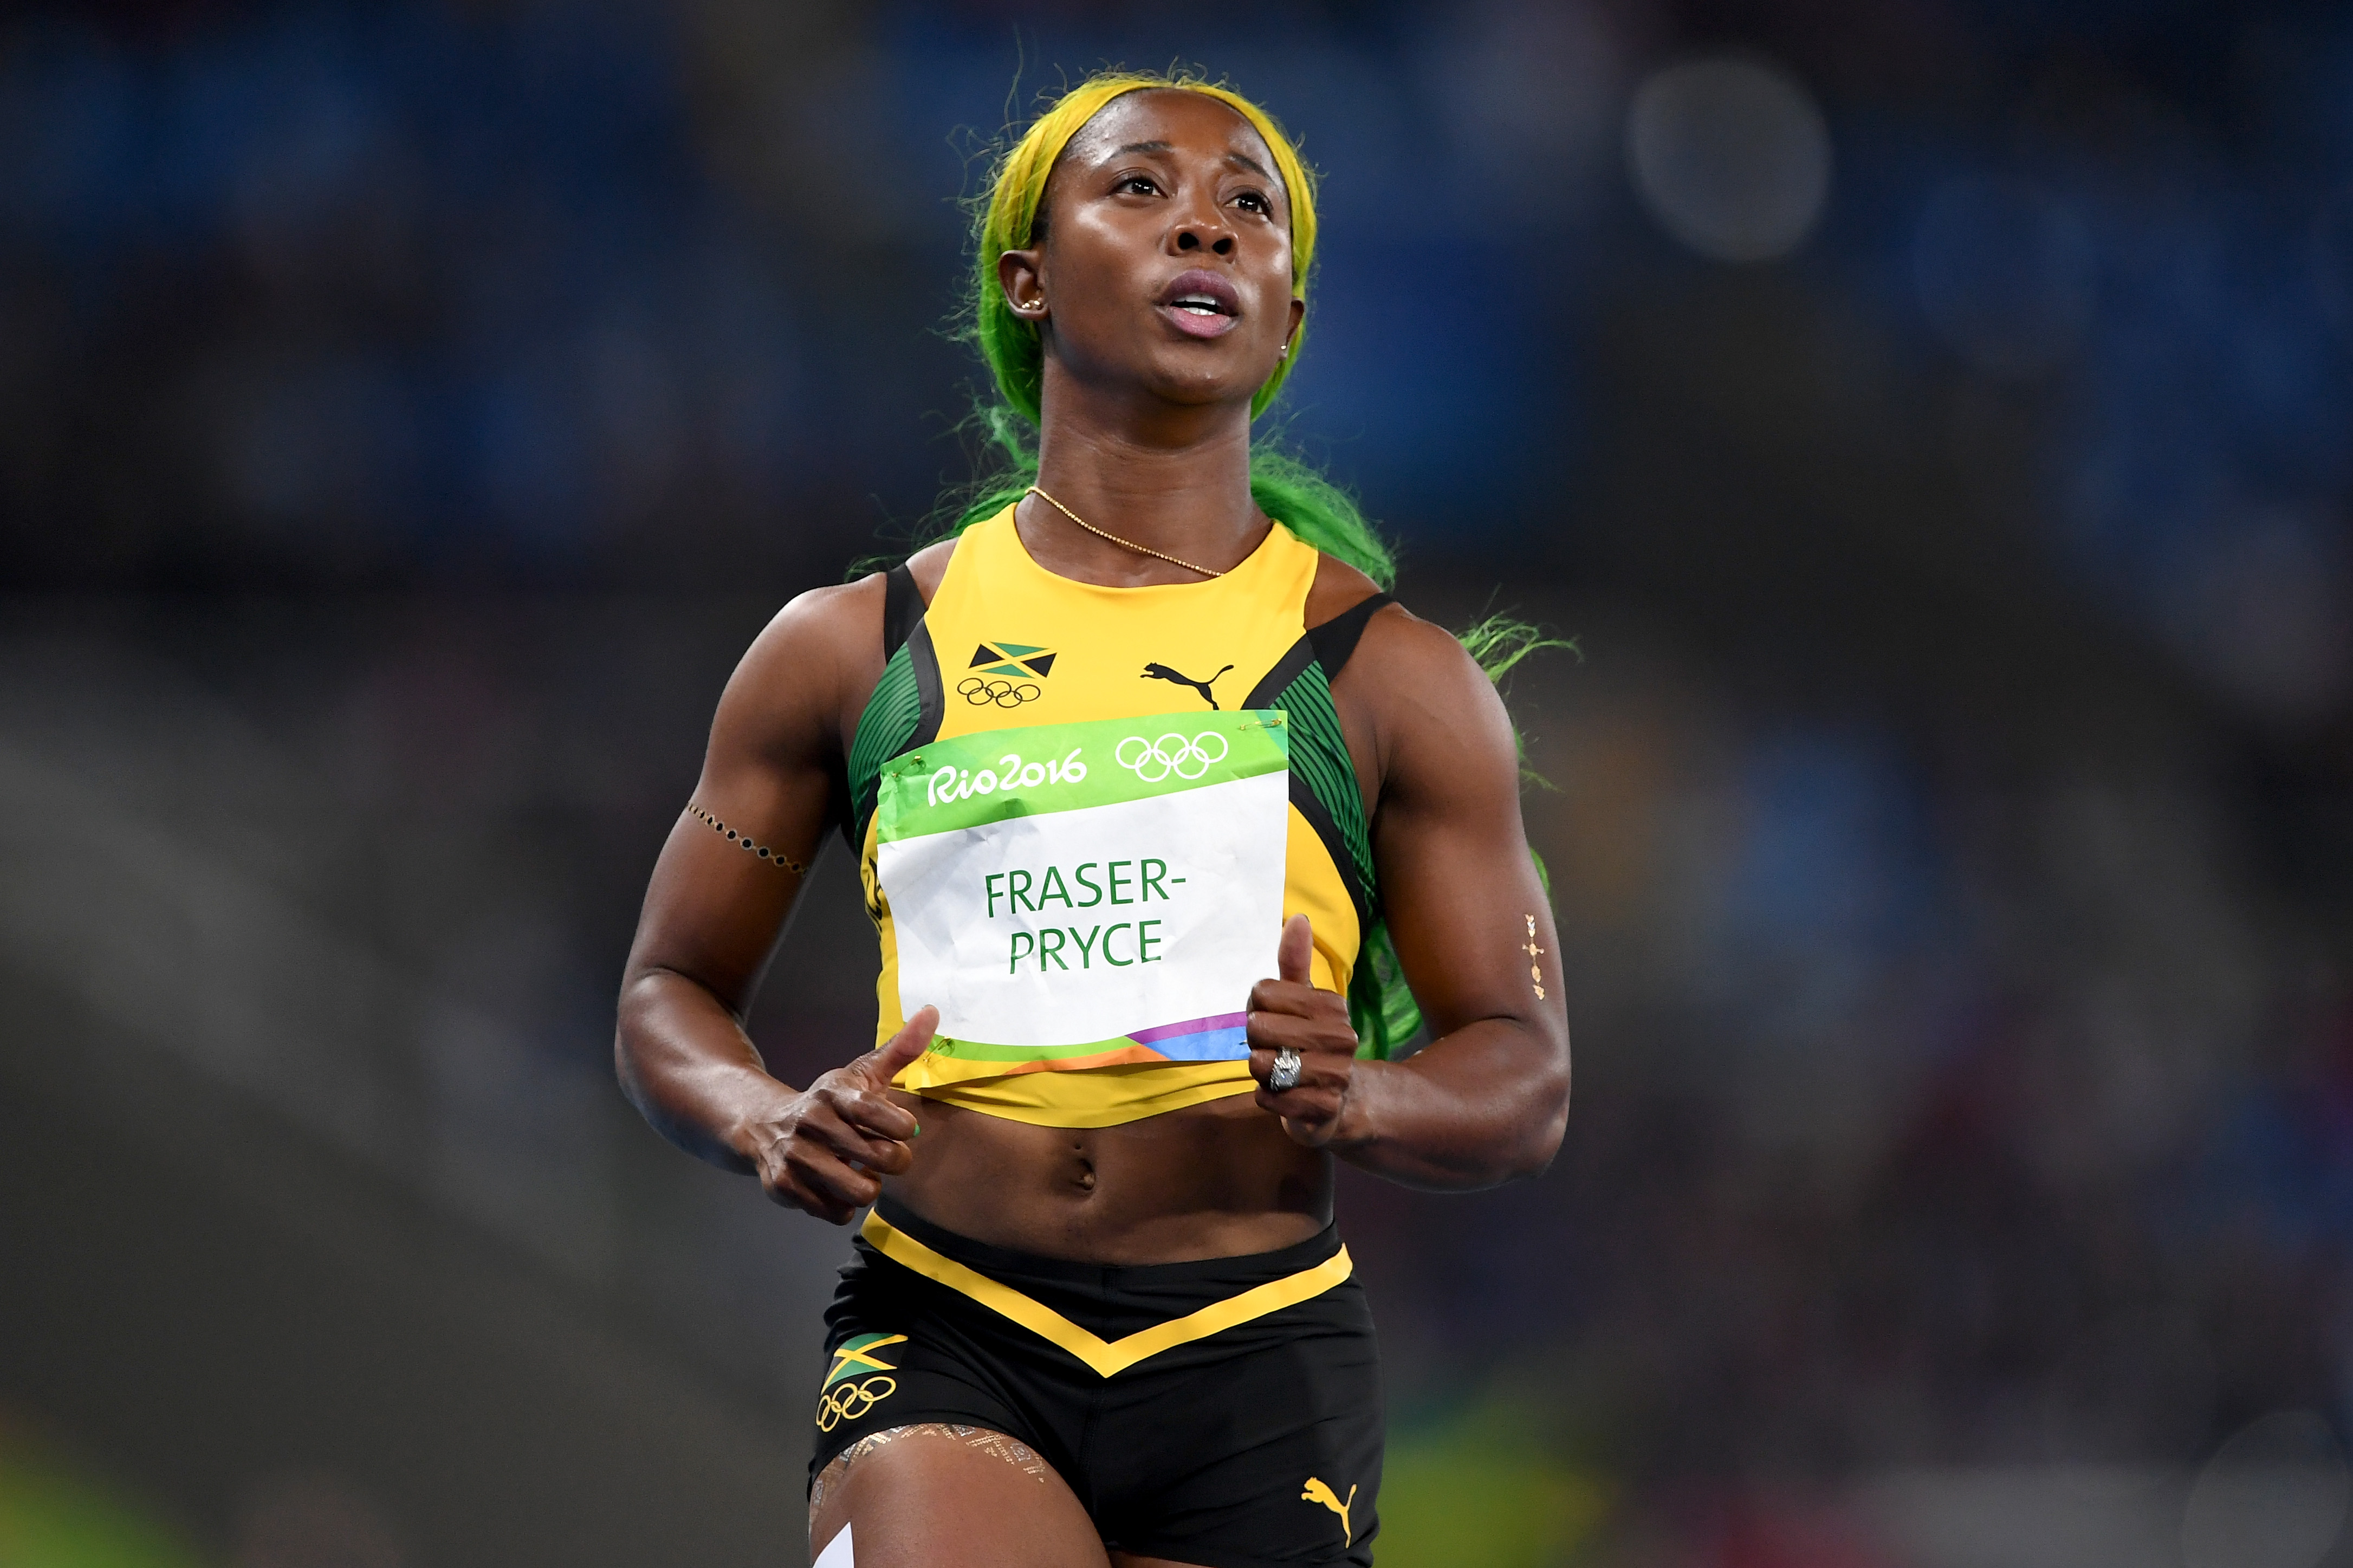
[808,1425,1107,1568]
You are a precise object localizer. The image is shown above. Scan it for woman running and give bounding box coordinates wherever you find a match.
[616,71,1570,1568]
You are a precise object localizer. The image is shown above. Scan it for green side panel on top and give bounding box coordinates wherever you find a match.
[1268,658,1414,1059]
[848,643,922,847]
[1274,662,1376,891]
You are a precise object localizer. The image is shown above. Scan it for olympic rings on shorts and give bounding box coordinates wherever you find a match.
[815,1375,899,1431]
[957,676,1041,708]
[1113,730,1230,782]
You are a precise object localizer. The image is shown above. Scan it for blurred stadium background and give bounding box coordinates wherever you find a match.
[3,0,2351,1564]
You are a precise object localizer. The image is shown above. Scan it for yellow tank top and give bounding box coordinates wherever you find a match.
[846,504,1390,1128]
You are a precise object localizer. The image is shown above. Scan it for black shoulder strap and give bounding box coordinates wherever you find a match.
[906,620,945,749]
[1239,592,1397,710]
[885,562,945,749]
[1307,592,1393,679]
[882,563,924,659]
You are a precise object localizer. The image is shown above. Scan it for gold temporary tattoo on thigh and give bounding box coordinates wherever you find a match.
[952,1424,1048,1481]
[1522,915,1547,1000]
[809,1422,1048,1519]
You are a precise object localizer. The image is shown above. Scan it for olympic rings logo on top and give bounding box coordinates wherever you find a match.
[814,1375,897,1431]
[958,675,1040,708]
[1114,731,1230,783]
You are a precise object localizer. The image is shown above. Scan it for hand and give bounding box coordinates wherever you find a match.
[1248,915,1363,1148]
[740,1007,936,1224]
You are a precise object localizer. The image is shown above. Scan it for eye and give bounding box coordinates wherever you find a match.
[1114,173,1161,197]
[1233,189,1273,217]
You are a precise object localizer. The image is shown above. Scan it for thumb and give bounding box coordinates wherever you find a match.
[1277,913,1314,986]
[858,1005,937,1086]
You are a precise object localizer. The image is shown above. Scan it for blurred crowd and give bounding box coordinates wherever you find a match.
[3,0,2351,1564]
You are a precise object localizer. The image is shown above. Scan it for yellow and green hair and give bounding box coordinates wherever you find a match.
[971,69,1318,427]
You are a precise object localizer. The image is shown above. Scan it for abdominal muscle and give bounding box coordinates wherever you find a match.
[878,1091,1334,1265]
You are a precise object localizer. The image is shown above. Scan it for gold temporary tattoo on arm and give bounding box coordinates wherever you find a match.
[1522,915,1546,1000]
[686,802,807,874]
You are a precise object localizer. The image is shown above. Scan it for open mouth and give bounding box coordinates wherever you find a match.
[1157,270,1242,338]
[1157,269,1241,327]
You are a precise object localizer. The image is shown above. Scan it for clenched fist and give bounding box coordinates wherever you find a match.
[1247,915,1364,1148]
[738,1007,936,1224]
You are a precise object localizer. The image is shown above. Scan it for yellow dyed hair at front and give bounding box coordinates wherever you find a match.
[972,70,1319,425]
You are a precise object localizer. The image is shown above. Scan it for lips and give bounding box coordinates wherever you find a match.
[1157,269,1242,339]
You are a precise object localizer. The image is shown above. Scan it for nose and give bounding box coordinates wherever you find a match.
[1170,194,1236,258]
[1174,225,1236,257]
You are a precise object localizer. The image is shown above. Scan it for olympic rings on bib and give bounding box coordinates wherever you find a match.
[1113,730,1230,782]
[815,1375,898,1431]
[958,676,1040,708]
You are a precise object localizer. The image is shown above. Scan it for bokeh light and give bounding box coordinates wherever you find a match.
[1625,56,1831,263]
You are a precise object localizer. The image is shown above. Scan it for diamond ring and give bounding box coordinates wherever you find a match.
[1268,1047,1302,1093]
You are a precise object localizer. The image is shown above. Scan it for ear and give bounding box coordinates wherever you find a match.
[1285,294,1305,349]
[997,248,1047,321]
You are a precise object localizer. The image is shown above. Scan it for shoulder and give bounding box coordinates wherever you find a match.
[1350,600,1495,701]
[737,536,957,683]
[711,560,893,766]
[738,574,882,683]
[1302,552,1478,685]
[1325,592,1516,799]
[707,537,968,771]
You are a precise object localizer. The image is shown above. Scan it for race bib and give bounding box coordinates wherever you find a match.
[873,711,1289,1063]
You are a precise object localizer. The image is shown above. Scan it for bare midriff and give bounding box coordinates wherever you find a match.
[879,1093,1332,1264]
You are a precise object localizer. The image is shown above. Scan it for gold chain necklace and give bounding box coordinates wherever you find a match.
[1023,485,1224,579]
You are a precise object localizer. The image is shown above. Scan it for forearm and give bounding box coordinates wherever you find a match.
[1328,1020,1568,1190]
[615,967,799,1171]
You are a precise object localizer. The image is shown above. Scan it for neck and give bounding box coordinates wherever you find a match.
[1023,373,1265,585]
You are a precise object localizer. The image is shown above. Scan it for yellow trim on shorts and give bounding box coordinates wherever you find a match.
[860,1210,1352,1378]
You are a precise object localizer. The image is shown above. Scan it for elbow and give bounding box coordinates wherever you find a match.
[612,971,659,1104]
[612,1024,654,1122]
[1508,1103,1568,1181]
[611,967,696,1141]
[1504,1049,1572,1181]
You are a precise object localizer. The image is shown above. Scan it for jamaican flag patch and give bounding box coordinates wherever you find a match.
[824,1332,907,1389]
[971,640,1056,679]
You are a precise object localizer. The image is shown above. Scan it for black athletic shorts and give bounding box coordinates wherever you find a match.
[810,1197,1383,1568]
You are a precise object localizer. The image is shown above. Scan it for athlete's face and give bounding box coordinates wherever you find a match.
[1001,91,1305,414]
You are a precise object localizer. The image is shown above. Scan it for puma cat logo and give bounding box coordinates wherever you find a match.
[1140,662,1233,710]
[1301,1478,1357,1545]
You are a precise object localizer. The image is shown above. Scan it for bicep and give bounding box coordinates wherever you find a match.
[624,584,877,1014]
[1365,640,1563,1044]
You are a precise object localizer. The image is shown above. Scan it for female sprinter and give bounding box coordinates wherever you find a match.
[616,72,1570,1568]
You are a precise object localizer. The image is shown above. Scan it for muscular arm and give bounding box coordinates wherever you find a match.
[614,572,929,1221]
[1246,606,1571,1191]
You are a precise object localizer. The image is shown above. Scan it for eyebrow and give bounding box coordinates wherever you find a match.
[1108,140,1282,191]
